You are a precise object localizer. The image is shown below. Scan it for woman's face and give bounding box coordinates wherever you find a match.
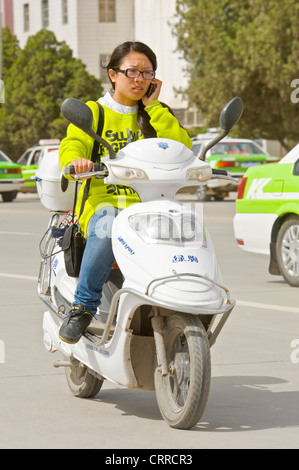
[109,51,154,106]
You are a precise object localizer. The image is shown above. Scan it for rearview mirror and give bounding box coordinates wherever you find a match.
[61,97,93,134]
[199,96,243,161]
[61,97,116,159]
[219,97,243,133]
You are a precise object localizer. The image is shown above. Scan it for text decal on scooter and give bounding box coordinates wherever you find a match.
[117,236,135,255]
[172,255,199,263]
[52,257,59,277]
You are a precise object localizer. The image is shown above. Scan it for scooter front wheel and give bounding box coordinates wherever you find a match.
[64,358,103,398]
[154,313,211,429]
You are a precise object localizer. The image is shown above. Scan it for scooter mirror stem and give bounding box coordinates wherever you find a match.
[198,130,227,161]
[198,96,243,162]
[87,129,117,160]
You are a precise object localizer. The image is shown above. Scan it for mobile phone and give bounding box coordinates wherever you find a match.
[146,83,156,98]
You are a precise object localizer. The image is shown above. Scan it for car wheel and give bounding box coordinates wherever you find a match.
[196,184,210,201]
[214,192,226,201]
[1,191,17,202]
[276,216,299,287]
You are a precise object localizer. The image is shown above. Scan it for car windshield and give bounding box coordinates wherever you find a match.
[17,150,32,165]
[279,143,299,164]
[211,141,265,155]
[0,151,10,162]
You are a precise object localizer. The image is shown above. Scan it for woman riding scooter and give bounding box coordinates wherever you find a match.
[58,40,192,344]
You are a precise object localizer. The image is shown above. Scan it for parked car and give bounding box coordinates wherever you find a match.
[17,139,60,192]
[191,136,279,200]
[233,143,299,287]
[0,150,24,202]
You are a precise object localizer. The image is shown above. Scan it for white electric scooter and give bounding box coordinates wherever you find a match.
[37,96,243,430]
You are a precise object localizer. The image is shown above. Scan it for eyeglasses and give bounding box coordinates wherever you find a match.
[113,68,155,80]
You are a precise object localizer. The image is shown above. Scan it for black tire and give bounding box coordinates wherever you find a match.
[65,359,103,398]
[154,313,211,429]
[276,216,299,287]
[213,195,225,201]
[196,184,210,201]
[1,191,17,202]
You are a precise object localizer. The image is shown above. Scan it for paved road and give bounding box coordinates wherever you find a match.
[0,192,299,450]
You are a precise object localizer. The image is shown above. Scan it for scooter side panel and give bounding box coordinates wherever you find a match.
[42,310,141,388]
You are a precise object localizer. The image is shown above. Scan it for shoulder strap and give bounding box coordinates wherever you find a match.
[91,102,104,163]
[78,102,104,220]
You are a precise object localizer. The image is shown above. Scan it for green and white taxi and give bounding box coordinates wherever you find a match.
[0,149,24,202]
[191,136,279,200]
[17,139,60,192]
[233,143,299,286]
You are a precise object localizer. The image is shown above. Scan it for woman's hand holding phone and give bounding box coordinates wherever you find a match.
[142,78,162,106]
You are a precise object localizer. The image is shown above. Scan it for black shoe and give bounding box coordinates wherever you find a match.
[59,305,93,344]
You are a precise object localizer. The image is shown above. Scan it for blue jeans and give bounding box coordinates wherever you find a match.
[73,206,119,315]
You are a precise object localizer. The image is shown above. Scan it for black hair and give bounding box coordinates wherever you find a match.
[106,41,160,138]
[106,41,157,88]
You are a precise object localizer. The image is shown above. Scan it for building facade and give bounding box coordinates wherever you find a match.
[2,0,202,126]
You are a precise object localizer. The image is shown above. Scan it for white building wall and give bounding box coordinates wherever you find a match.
[11,0,189,111]
[134,0,188,109]
[13,0,79,55]
[76,0,135,80]
[50,0,79,57]
[13,0,135,84]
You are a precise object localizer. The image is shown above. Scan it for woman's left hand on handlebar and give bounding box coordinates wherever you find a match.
[66,158,94,179]
[69,158,93,174]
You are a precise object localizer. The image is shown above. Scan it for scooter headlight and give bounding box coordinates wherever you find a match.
[186,166,212,182]
[129,212,203,245]
[110,165,148,180]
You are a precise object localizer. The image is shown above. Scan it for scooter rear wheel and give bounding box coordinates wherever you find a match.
[154,313,211,429]
[65,358,103,398]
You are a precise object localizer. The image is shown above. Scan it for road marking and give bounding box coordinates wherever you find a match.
[0,208,46,214]
[0,272,297,313]
[236,300,299,314]
[0,272,37,281]
[0,231,35,236]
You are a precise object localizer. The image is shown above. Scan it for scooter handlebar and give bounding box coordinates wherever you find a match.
[64,165,76,175]
[211,168,240,184]
[64,163,102,176]
[212,168,228,176]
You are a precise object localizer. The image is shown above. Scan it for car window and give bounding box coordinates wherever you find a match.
[279,143,299,164]
[191,143,203,156]
[211,141,265,155]
[17,150,33,165]
[32,149,42,164]
[0,151,9,162]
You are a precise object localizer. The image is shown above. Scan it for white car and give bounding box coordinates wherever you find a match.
[191,136,279,201]
[17,139,60,193]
